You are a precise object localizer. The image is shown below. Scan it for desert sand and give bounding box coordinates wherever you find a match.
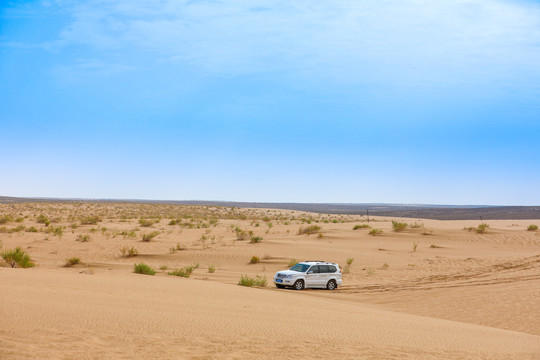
[1,203,539,359]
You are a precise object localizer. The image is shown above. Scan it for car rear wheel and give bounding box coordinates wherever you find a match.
[293,280,304,290]
[326,279,337,290]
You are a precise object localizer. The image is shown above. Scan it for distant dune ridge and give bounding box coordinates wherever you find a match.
[1,195,539,219]
[1,201,539,359]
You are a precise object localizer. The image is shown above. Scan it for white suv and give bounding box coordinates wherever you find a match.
[273,261,342,290]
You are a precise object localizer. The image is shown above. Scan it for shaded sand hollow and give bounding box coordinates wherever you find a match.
[1,203,539,359]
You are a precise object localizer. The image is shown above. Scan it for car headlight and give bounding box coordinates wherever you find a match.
[285,274,295,279]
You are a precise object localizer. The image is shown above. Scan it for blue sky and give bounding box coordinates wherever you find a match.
[1,0,539,205]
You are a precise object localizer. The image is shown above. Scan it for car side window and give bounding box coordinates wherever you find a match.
[320,265,329,273]
[328,265,336,273]
[309,265,319,273]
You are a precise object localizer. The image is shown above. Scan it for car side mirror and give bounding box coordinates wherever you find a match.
[307,271,313,274]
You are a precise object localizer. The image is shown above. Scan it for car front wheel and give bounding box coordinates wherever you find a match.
[293,280,304,290]
[326,280,337,290]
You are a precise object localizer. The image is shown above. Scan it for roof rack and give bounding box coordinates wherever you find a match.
[304,260,326,263]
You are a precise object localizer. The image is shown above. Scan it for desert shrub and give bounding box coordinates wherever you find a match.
[369,228,383,236]
[1,247,35,268]
[527,224,538,231]
[238,274,267,287]
[235,227,248,240]
[121,246,138,257]
[410,222,424,229]
[76,234,90,242]
[297,225,321,235]
[80,215,101,225]
[346,258,354,266]
[412,242,418,252]
[208,264,216,273]
[133,263,155,275]
[168,219,179,225]
[288,258,298,267]
[13,225,25,232]
[392,220,408,232]
[250,236,263,243]
[64,257,80,267]
[476,223,489,234]
[36,214,48,224]
[353,224,370,230]
[170,242,185,252]
[139,219,154,227]
[430,244,442,248]
[142,231,160,242]
[49,226,63,238]
[25,226,38,233]
[168,265,196,278]
[250,256,260,264]
[0,214,14,224]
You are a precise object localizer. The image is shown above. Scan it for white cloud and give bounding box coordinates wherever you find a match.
[35,0,540,88]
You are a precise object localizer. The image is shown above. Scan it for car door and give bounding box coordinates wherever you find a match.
[305,265,320,287]
[319,265,330,287]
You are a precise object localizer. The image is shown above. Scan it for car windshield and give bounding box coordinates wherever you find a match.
[289,263,310,272]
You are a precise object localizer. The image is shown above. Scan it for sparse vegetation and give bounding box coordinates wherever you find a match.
[1,247,35,268]
[168,265,196,278]
[133,263,156,275]
[121,247,138,258]
[353,224,370,230]
[80,215,101,225]
[238,274,267,287]
[430,244,442,248]
[250,256,260,264]
[142,231,160,242]
[0,214,14,224]
[250,236,263,243]
[49,226,63,238]
[25,226,38,232]
[297,225,321,235]
[208,264,216,273]
[392,220,408,232]
[369,228,383,236]
[138,219,154,227]
[527,224,538,231]
[412,241,418,252]
[76,234,90,242]
[36,214,49,224]
[466,223,490,234]
[64,257,81,267]
[288,258,298,267]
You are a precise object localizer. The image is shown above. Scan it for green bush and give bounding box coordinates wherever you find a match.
[1,247,35,268]
[65,257,80,267]
[353,224,370,230]
[527,224,538,231]
[287,258,298,267]
[0,214,14,224]
[36,214,48,224]
[208,264,216,273]
[25,226,38,233]
[76,234,90,242]
[392,221,408,232]
[297,225,321,235]
[80,215,101,225]
[142,231,160,242]
[250,236,263,243]
[250,256,260,264]
[476,223,489,234]
[238,274,267,287]
[133,263,155,275]
[139,219,154,227]
[121,247,138,257]
[168,265,196,278]
[369,228,383,236]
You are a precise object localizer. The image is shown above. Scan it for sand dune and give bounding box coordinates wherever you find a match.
[1,203,539,359]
